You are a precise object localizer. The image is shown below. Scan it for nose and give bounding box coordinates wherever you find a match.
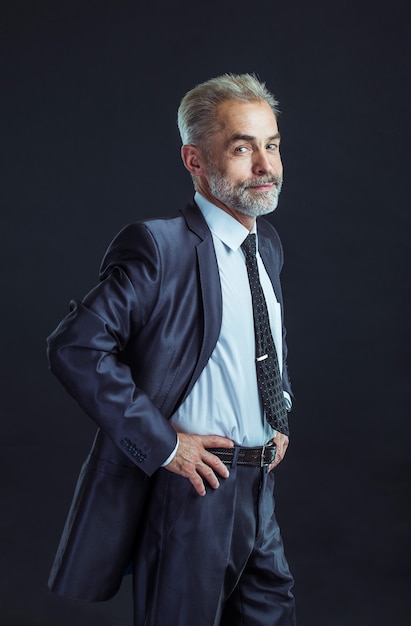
[252,149,275,176]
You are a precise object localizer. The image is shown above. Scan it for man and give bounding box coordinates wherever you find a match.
[47,73,296,626]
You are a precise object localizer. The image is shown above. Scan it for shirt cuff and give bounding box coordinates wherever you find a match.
[283,391,292,412]
[161,439,179,467]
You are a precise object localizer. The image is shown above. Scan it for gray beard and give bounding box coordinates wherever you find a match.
[207,169,283,217]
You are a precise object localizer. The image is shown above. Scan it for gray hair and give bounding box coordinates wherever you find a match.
[177,73,279,153]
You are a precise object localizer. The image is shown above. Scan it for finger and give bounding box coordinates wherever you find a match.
[196,434,233,479]
[166,455,219,495]
[186,458,226,495]
[272,453,283,468]
[197,462,222,490]
[271,441,289,468]
[177,434,230,478]
[197,434,234,449]
[189,472,208,496]
[202,450,230,479]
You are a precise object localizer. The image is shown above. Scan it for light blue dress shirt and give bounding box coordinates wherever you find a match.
[167,193,290,455]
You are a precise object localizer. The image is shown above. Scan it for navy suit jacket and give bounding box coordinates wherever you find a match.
[47,202,292,601]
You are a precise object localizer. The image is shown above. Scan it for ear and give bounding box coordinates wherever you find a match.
[181,145,206,177]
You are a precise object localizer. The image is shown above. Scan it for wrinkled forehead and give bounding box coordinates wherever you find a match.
[213,99,279,140]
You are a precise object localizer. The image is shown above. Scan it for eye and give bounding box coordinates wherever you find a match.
[267,143,279,151]
[234,145,248,153]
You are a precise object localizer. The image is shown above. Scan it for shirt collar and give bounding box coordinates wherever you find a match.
[195,192,257,252]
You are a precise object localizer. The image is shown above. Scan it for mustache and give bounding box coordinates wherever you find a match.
[243,175,283,189]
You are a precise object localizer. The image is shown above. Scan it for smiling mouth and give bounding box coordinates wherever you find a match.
[247,183,275,190]
[245,177,278,188]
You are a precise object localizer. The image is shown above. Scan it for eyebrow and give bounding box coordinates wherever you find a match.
[228,131,281,144]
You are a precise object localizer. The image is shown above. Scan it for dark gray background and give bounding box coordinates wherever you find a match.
[1,1,410,624]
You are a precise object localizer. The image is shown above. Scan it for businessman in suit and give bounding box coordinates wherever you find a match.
[47,73,296,625]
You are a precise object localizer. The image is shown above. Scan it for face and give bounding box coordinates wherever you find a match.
[199,100,283,222]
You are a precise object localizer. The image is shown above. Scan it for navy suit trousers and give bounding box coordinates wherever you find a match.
[133,465,296,626]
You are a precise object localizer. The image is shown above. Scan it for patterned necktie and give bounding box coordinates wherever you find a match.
[241,233,289,436]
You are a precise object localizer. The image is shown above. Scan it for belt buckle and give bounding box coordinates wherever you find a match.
[260,444,266,467]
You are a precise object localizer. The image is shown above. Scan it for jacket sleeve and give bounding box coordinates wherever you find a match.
[47,223,178,476]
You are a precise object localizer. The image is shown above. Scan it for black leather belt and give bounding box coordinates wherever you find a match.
[207,442,276,467]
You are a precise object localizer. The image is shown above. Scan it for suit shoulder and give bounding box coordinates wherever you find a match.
[109,212,184,247]
[99,207,202,279]
[257,216,282,244]
[257,217,284,261]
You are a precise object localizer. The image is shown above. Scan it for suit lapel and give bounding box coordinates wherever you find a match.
[258,234,284,318]
[180,203,223,402]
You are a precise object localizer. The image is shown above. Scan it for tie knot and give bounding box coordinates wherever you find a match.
[241,233,257,258]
